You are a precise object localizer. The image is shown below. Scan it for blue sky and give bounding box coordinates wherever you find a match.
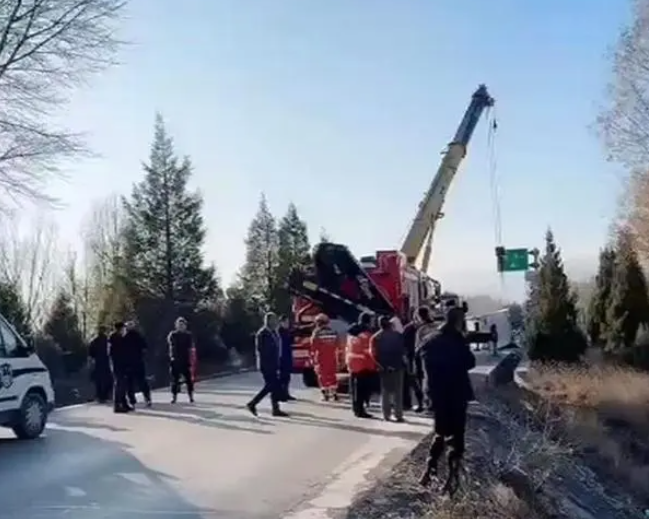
[39,0,628,301]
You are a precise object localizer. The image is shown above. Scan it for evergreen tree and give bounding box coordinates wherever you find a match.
[221,284,260,359]
[605,227,649,351]
[274,203,311,315]
[0,281,31,337]
[587,247,616,345]
[123,114,219,316]
[527,229,587,362]
[43,290,85,370]
[240,194,279,313]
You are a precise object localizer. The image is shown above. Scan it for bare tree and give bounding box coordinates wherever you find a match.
[0,212,60,327]
[63,250,92,338]
[0,0,126,205]
[81,193,129,325]
[598,1,649,262]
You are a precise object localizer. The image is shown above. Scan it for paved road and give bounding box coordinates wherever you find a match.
[0,349,512,519]
[0,371,433,519]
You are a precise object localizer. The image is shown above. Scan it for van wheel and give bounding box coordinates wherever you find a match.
[302,368,319,388]
[12,391,47,440]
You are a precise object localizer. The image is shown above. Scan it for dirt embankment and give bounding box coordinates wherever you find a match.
[345,382,643,518]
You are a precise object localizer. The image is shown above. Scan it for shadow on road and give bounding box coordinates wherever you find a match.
[0,429,212,519]
[136,403,273,435]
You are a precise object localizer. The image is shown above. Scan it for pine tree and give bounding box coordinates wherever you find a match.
[240,194,279,313]
[0,281,31,337]
[274,203,311,315]
[587,247,616,345]
[527,229,587,362]
[43,290,85,369]
[123,114,219,312]
[605,227,649,351]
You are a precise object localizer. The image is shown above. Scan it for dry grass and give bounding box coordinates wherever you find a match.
[527,363,649,501]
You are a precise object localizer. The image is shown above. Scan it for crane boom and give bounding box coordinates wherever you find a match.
[400,85,494,270]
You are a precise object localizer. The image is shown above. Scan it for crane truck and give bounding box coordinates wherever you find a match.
[288,85,495,388]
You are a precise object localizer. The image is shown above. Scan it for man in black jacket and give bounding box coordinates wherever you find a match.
[124,321,152,407]
[418,307,476,490]
[246,312,288,417]
[109,322,131,413]
[88,325,112,403]
[168,317,195,403]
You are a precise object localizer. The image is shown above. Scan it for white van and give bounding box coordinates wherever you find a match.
[0,313,55,439]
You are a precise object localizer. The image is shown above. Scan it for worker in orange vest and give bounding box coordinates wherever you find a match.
[346,312,375,418]
[310,314,339,401]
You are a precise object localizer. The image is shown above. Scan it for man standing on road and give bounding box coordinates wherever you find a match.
[414,306,440,413]
[88,325,112,404]
[278,315,296,402]
[402,314,424,413]
[168,317,195,404]
[370,316,407,422]
[346,312,374,419]
[247,312,288,417]
[418,307,476,489]
[310,314,340,402]
[124,321,152,408]
[109,322,131,413]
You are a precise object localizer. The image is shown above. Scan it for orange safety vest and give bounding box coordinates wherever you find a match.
[346,331,374,373]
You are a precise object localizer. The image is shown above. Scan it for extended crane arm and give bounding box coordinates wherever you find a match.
[401,85,494,268]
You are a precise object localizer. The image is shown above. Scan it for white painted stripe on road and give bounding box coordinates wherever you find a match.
[285,435,410,518]
[64,486,87,497]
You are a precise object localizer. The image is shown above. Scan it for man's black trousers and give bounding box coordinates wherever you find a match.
[113,372,129,410]
[94,368,113,403]
[249,370,280,410]
[127,363,152,404]
[170,360,194,396]
[427,400,469,470]
[278,370,291,400]
[350,371,372,415]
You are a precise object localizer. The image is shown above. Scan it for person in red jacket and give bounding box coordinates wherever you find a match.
[310,314,339,401]
[346,312,375,418]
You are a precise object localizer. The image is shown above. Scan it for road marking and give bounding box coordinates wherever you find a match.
[64,486,86,497]
[285,435,411,518]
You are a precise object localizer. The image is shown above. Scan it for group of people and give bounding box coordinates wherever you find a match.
[87,317,197,413]
[247,304,476,489]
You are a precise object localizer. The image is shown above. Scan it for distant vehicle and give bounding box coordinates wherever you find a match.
[0,313,55,439]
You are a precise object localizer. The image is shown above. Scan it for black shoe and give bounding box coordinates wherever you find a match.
[189,394,195,403]
[414,406,424,413]
[359,412,374,419]
[394,417,406,423]
[171,395,177,404]
[247,402,258,417]
[145,400,152,408]
[286,395,297,401]
[272,409,289,417]
[114,407,129,414]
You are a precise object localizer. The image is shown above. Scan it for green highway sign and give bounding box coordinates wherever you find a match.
[495,247,530,272]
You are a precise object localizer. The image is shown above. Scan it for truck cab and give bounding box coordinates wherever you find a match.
[0,313,55,439]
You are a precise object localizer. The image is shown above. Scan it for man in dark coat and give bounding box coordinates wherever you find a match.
[418,307,476,488]
[88,325,112,403]
[246,312,288,417]
[278,315,296,402]
[402,315,424,413]
[109,322,131,413]
[168,317,195,403]
[124,321,152,407]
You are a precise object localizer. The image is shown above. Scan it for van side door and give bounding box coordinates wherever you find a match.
[0,318,19,412]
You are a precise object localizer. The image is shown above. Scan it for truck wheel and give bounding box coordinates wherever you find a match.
[12,391,47,440]
[302,368,319,388]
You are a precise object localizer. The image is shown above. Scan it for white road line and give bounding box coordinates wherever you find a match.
[286,435,411,518]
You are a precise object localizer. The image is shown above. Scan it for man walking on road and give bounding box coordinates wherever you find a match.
[168,317,195,404]
[109,322,131,413]
[247,312,288,417]
[371,316,407,422]
[346,312,375,419]
[88,325,112,403]
[418,307,476,491]
[278,315,296,402]
[124,321,152,408]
